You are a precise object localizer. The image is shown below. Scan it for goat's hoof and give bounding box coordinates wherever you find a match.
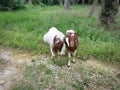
[67,63,71,67]
[67,65,70,67]
[72,60,76,63]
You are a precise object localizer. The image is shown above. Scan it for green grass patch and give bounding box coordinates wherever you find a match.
[13,63,55,90]
[45,68,53,75]
[0,5,120,63]
[52,57,68,67]
[72,82,84,90]
[115,87,120,90]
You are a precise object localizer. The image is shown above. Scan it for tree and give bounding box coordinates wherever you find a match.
[64,0,70,9]
[71,0,77,5]
[28,0,32,4]
[0,0,25,11]
[88,0,98,17]
[82,0,85,4]
[58,0,64,5]
[99,0,119,27]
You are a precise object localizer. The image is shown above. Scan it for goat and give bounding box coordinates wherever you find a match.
[64,30,79,66]
[43,27,66,59]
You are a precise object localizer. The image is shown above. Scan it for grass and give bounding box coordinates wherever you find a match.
[0,5,120,90]
[52,57,68,66]
[0,5,120,62]
[0,5,120,63]
[12,55,120,90]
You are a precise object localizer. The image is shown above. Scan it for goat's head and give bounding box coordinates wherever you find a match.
[65,32,79,48]
[53,35,64,53]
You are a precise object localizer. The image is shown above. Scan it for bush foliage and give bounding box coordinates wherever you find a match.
[0,0,25,11]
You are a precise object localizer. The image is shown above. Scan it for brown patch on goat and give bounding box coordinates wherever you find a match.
[52,35,64,54]
[65,33,79,53]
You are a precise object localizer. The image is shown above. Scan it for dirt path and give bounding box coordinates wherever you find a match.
[0,47,34,90]
[0,47,119,90]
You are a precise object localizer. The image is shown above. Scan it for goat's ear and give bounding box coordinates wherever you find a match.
[65,37,69,47]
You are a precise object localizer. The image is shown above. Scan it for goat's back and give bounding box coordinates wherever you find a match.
[43,27,65,46]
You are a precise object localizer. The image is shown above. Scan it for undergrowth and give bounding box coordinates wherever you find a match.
[0,5,120,63]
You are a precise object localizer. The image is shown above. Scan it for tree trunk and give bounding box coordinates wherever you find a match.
[28,0,32,4]
[64,0,70,9]
[88,0,98,17]
[99,0,119,27]
[58,0,63,6]
[71,0,77,5]
[82,0,85,5]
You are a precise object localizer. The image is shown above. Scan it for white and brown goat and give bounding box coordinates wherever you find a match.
[64,30,79,66]
[43,27,66,59]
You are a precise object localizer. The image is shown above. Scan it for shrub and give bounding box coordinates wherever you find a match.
[0,0,25,11]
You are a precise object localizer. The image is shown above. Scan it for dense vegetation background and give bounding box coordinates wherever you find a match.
[0,2,120,63]
[0,0,120,90]
[1,0,119,10]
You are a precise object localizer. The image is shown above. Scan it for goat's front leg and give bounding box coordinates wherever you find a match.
[67,52,71,67]
[72,50,76,63]
[50,47,55,59]
[60,44,66,56]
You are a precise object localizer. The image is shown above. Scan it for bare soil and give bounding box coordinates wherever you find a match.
[0,47,119,90]
[0,47,33,90]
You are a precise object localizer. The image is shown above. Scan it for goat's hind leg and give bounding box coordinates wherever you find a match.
[50,47,55,59]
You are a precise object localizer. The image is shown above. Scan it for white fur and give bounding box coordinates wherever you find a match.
[43,27,66,56]
[66,30,75,33]
[71,33,74,37]
[65,37,69,47]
